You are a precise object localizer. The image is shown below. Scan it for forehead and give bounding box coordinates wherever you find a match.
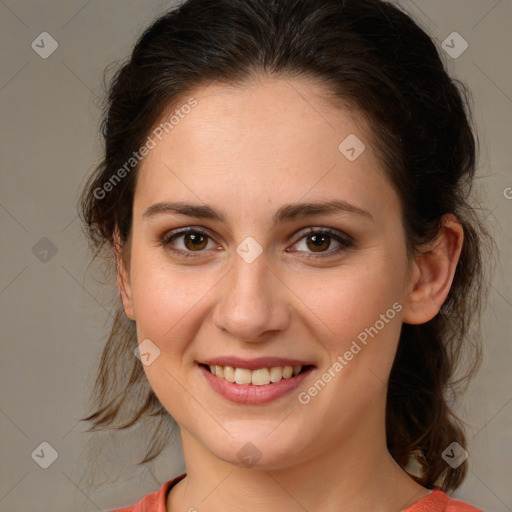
[133,76,399,224]
[162,76,362,154]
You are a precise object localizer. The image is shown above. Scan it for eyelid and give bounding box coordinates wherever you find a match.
[291,226,353,243]
[161,225,217,242]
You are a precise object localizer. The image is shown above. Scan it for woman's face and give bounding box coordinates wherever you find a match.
[120,77,416,469]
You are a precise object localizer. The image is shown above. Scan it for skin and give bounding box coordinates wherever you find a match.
[116,76,463,512]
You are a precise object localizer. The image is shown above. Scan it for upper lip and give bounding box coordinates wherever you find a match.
[198,356,314,371]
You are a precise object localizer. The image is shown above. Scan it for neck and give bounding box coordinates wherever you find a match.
[167,396,429,512]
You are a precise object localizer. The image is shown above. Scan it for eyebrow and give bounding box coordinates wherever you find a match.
[142,199,373,226]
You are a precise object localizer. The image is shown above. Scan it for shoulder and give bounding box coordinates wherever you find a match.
[404,489,483,512]
[445,495,484,512]
[109,473,187,512]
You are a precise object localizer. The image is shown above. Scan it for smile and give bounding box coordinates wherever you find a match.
[202,363,311,385]
[197,361,316,404]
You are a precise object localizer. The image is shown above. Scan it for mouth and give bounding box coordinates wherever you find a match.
[198,362,314,386]
[197,361,316,404]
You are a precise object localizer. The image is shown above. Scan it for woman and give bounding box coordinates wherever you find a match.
[79,0,488,510]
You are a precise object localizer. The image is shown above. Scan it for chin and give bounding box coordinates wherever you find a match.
[205,431,307,471]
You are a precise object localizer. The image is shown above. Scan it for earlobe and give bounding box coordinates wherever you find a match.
[402,214,464,325]
[113,228,136,321]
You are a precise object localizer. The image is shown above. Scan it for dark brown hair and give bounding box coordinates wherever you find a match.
[79,0,490,491]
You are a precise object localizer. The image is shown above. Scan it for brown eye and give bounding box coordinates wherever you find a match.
[161,228,217,257]
[289,228,354,259]
[305,233,331,252]
[182,232,208,251]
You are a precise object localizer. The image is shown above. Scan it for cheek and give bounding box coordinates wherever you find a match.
[293,254,407,388]
[296,257,405,334]
[130,236,200,303]
[295,269,405,418]
[128,247,228,371]
[129,248,194,339]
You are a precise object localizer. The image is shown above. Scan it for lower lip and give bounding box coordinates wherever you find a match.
[198,364,315,405]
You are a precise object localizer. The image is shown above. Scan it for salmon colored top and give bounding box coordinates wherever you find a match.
[109,473,483,512]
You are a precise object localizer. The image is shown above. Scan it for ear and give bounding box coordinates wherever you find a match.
[113,227,136,321]
[402,214,464,325]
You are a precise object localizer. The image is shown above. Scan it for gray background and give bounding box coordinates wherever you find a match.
[0,1,510,511]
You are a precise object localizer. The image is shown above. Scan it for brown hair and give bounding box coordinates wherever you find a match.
[79,0,490,491]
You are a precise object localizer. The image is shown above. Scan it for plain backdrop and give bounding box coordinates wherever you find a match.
[0,1,511,511]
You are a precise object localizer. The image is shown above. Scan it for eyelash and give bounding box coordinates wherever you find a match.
[159,227,354,259]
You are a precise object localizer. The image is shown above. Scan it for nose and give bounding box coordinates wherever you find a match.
[212,249,291,342]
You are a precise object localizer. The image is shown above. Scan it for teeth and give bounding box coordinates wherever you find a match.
[235,368,252,385]
[282,366,293,379]
[207,364,304,385]
[269,366,282,382]
[251,368,270,386]
[223,366,235,382]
